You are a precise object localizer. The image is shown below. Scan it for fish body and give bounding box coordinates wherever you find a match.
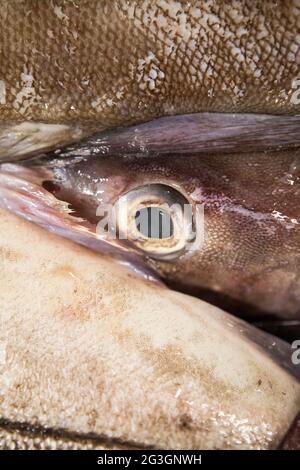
[0,209,299,450]
[0,0,300,129]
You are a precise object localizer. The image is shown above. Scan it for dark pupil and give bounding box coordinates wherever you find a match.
[135,207,174,239]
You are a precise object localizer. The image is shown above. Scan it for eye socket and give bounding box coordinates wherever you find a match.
[116,183,195,260]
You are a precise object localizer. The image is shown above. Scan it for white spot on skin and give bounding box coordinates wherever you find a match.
[106,99,114,107]
[271,210,299,229]
[149,68,158,80]
[0,80,6,105]
[236,26,248,38]
[116,89,124,99]
[91,97,101,110]
[72,30,79,41]
[231,46,246,63]
[47,29,54,39]
[136,52,165,92]
[233,85,244,98]
[120,0,279,93]
[91,86,126,111]
[64,44,77,56]
[53,5,69,22]
[12,67,41,115]
[157,0,182,19]
[148,79,155,91]
[190,187,298,230]
[190,6,201,19]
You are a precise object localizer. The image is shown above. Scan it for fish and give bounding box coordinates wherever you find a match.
[0,209,299,450]
[1,0,299,166]
[0,0,300,451]
[1,0,299,168]
[0,113,299,324]
[0,0,299,130]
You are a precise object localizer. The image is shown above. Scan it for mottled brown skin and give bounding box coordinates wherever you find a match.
[0,0,300,129]
[33,146,300,321]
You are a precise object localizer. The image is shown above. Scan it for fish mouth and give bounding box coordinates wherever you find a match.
[0,162,162,284]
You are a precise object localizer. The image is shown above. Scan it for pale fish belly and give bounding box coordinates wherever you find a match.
[0,210,299,450]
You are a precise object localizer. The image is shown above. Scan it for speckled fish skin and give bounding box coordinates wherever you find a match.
[0,210,299,450]
[0,0,300,128]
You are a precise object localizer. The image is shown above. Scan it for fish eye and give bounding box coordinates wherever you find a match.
[135,207,174,239]
[116,184,196,260]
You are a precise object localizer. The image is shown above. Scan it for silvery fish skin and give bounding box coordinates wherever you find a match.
[0,210,299,450]
[0,0,300,130]
[1,114,299,322]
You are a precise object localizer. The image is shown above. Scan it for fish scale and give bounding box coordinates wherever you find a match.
[0,0,299,127]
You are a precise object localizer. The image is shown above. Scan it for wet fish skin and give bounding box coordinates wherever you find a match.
[0,209,299,450]
[0,0,300,128]
[148,151,300,320]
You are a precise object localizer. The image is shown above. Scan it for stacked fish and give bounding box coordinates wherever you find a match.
[0,0,299,450]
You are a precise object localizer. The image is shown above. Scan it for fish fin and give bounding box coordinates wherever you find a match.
[2,114,300,164]
[0,122,84,162]
[68,113,300,158]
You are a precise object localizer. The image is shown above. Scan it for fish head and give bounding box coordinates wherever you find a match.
[1,114,300,322]
[9,129,298,321]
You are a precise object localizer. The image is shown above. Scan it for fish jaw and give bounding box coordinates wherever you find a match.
[0,209,299,449]
[0,163,159,284]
